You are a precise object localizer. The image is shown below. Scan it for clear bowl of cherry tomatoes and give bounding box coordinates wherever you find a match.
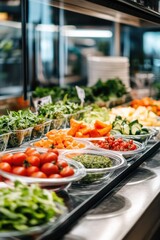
[89,136,146,161]
[0,147,86,188]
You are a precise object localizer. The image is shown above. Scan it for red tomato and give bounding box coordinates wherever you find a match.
[57,159,68,169]
[47,148,59,156]
[60,166,74,177]
[12,166,27,176]
[40,152,58,165]
[25,148,41,158]
[25,147,35,155]
[26,166,39,176]
[1,153,13,165]
[49,174,62,178]
[0,162,12,173]
[12,153,27,166]
[31,171,47,178]
[41,163,59,176]
[26,156,40,167]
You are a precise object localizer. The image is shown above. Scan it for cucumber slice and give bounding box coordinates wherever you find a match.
[141,128,149,133]
[129,119,140,127]
[131,123,142,135]
[111,129,121,135]
[122,124,130,135]
[113,123,122,131]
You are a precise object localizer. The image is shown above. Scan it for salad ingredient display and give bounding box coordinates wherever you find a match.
[110,106,160,126]
[32,78,128,104]
[66,153,113,184]
[38,98,83,119]
[130,97,160,116]
[67,119,112,138]
[0,148,75,178]
[92,136,137,151]
[0,181,65,232]
[72,154,112,169]
[112,116,149,135]
[34,129,86,149]
[80,104,110,125]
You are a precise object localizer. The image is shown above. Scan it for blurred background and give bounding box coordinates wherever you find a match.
[0,0,160,98]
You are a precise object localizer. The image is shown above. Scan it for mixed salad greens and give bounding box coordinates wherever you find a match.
[80,104,109,125]
[38,97,83,119]
[32,78,128,104]
[0,181,66,232]
[7,109,45,131]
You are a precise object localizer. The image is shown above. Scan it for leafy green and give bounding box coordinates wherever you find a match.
[32,78,128,104]
[0,115,10,134]
[7,109,45,130]
[80,104,109,125]
[38,99,82,119]
[0,181,66,232]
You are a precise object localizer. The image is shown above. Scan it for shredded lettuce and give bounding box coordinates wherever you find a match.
[0,181,66,232]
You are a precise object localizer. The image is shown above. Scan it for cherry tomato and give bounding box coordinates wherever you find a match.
[1,153,13,165]
[41,163,59,176]
[40,152,58,165]
[12,166,27,176]
[57,159,68,169]
[94,137,137,152]
[60,166,74,177]
[47,148,59,156]
[12,153,27,166]
[31,171,47,178]
[26,156,40,167]
[49,173,62,178]
[0,162,12,173]
[26,166,39,176]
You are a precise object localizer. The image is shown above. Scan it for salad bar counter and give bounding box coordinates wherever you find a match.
[0,138,160,240]
[0,96,160,240]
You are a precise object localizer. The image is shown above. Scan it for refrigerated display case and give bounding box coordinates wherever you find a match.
[0,1,160,240]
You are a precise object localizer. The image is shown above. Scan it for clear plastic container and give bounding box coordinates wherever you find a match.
[31,123,46,140]
[0,212,67,239]
[8,129,31,148]
[43,119,52,135]
[50,118,66,130]
[61,149,126,184]
[22,127,33,144]
[89,138,145,161]
[0,148,86,187]
[0,182,67,238]
[111,127,157,145]
[31,138,91,153]
[0,133,10,151]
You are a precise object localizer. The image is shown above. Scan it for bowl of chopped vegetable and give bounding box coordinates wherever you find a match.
[62,149,126,184]
[0,148,86,188]
[111,116,157,145]
[0,181,67,238]
[31,129,91,151]
[89,136,146,161]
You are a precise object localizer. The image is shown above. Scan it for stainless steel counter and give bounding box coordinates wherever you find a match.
[63,149,160,240]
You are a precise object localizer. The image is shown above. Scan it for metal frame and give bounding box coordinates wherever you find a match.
[21,0,28,100]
